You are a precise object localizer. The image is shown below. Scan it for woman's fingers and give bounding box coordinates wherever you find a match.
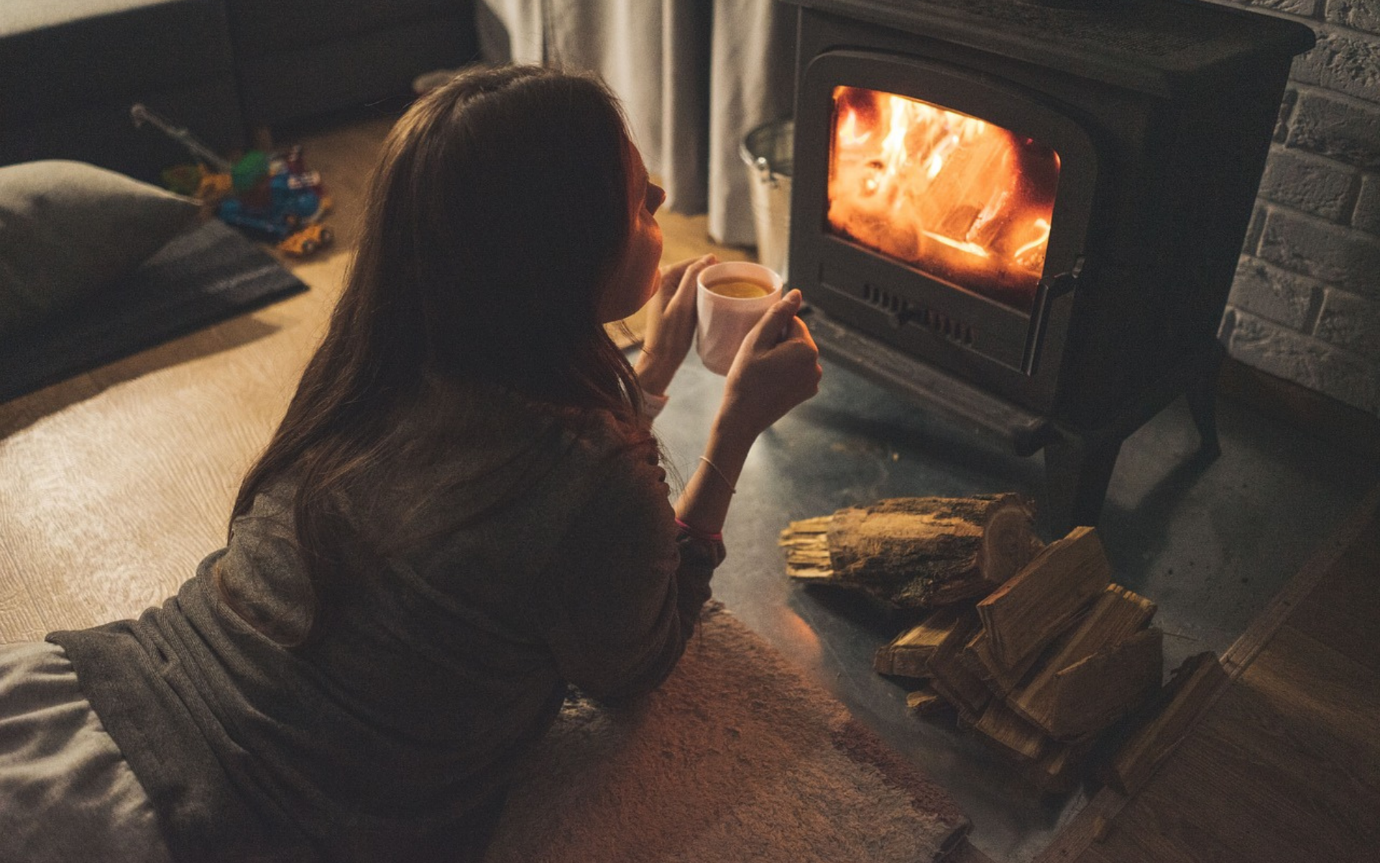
[661,255,715,298]
[671,255,716,307]
[747,289,804,350]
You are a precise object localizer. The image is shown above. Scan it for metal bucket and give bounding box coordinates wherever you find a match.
[740,118,794,280]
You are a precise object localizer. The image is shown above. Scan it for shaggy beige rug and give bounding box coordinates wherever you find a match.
[486,604,969,862]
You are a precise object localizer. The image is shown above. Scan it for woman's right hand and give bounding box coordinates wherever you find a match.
[717,289,822,441]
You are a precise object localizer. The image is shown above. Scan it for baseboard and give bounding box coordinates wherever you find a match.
[1217,357,1380,462]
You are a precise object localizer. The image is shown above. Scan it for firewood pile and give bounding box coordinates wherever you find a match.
[781,494,1227,796]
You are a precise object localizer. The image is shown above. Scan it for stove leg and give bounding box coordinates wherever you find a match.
[1042,430,1124,536]
[1186,368,1223,459]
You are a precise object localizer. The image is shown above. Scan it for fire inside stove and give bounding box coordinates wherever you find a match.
[828,86,1062,313]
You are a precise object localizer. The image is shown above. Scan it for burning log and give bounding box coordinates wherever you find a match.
[976,526,1111,671]
[780,494,1041,610]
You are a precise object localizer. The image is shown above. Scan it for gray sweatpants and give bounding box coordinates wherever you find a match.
[0,641,175,863]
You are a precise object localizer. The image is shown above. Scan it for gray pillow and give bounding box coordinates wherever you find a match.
[0,160,200,338]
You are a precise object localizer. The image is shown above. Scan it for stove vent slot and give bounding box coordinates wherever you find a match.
[862,284,973,345]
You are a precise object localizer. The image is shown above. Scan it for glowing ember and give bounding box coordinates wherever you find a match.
[827,86,1061,312]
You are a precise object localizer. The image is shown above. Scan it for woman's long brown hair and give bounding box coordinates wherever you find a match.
[225,66,648,643]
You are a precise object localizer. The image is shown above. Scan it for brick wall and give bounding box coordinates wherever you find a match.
[1214,0,1380,416]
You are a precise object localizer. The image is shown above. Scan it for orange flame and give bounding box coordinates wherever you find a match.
[828,87,1061,312]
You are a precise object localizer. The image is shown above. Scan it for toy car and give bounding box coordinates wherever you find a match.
[278,223,334,256]
[133,105,334,257]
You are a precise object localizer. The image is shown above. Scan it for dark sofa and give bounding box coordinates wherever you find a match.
[0,0,477,184]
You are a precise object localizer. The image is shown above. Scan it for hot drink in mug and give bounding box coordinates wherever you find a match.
[695,262,783,375]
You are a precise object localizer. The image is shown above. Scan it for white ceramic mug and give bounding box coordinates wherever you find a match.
[695,261,784,376]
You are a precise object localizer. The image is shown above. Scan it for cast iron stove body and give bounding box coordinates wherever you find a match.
[782,0,1313,532]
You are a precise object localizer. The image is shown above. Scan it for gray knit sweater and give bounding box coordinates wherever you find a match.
[49,383,722,862]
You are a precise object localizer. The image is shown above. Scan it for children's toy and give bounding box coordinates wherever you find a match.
[131,104,333,257]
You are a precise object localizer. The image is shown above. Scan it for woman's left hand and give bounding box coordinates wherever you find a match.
[635,255,715,396]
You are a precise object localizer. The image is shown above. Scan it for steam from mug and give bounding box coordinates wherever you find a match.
[695,262,784,376]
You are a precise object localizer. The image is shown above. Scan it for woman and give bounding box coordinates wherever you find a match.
[0,64,821,862]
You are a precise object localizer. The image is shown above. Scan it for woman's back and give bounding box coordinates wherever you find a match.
[49,382,705,862]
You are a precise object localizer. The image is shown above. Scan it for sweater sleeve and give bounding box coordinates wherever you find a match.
[534,450,724,701]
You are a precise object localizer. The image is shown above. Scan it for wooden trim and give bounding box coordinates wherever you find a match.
[1033,479,1380,863]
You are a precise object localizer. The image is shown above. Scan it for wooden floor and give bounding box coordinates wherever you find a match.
[1040,483,1380,863]
[4,111,1378,863]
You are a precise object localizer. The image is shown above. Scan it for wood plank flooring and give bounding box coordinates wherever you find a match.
[1048,485,1380,863]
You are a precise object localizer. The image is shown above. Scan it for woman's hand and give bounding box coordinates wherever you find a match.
[673,289,820,537]
[634,255,716,397]
[717,289,822,442]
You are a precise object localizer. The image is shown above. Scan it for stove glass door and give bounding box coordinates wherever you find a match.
[827,86,1061,314]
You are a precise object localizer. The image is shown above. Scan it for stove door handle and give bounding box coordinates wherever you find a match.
[1023,264,1083,377]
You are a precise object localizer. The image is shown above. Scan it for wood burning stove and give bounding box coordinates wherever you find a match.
[782,0,1314,532]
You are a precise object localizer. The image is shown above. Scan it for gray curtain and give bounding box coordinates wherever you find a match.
[473,0,795,248]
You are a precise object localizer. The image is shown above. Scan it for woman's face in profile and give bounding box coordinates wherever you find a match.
[599,142,666,323]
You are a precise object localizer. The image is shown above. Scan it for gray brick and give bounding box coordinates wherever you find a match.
[1232,0,1322,16]
[1258,206,1380,299]
[1354,173,1380,233]
[1275,89,1299,143]
[1325,0,1380,34]
[1228,255,1323,328]
[1290,28,1380,104]
[1287,90,1380,169]
[1257,147,1359,221]
[1223,308,1380,413]
[1315,287,1380,361]
[1244,203,1269,253]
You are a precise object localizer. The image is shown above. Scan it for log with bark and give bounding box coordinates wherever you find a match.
[780,494,1042,610]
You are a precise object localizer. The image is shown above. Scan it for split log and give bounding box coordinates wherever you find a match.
[1029,627,1165,740]
[924,611,991,723]
[1007,584,1157,728]
[962,629,1043,699]
[874,605,969,678]
[905,685,950,716]
[1023,733,1099,796]
[1104,651,1227,796]
[977,526,1111,671]
[971,700,1047,763]
[780,494,1042,610]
